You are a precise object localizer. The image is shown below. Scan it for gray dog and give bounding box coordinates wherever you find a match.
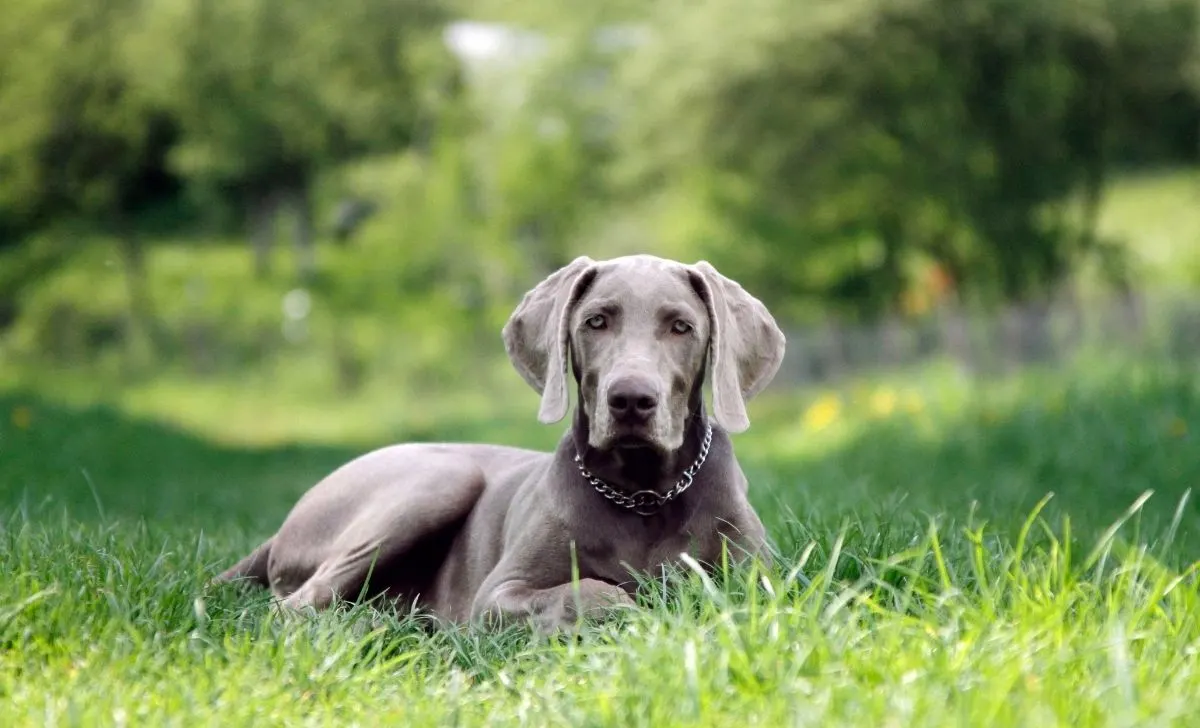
[216,254,786,632]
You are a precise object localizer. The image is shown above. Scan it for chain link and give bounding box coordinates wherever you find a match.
[573,422,714,516]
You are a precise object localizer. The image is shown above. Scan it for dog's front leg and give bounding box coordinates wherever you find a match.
[471,578,635,634]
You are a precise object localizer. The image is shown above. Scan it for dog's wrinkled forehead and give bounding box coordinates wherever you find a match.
[579,256,704,319]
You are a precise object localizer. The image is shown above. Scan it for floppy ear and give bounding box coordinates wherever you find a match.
[502,256,597,424]
[688,261,787,433]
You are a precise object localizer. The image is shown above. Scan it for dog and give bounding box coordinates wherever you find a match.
[215,254,786,632]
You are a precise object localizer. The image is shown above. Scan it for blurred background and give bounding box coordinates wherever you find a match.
[0,0,1197,464]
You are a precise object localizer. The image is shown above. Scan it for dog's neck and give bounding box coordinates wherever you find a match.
[569,387,709,496]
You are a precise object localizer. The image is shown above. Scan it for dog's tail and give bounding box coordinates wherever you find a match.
[213,538,274,588]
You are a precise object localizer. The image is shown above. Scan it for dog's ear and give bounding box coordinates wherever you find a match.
[688,261,786,433]
[503,256,598,424]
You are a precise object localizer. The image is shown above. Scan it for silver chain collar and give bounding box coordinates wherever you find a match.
[573,422,714,516]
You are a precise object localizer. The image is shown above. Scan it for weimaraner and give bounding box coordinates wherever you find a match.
[216,254,786,632]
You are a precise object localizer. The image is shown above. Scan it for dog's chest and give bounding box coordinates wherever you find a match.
[600,518,718,575]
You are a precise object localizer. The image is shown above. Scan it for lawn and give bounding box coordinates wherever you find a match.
[3,356,1199,726]
[1096,168,1200,288]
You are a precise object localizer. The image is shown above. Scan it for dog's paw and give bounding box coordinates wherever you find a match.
[530,580,636,634]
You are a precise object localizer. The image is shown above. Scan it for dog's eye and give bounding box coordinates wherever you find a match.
[585,314,607,330]
[671,320,693,335]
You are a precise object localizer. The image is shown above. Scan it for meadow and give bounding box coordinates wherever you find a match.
[2,350,1199,726]
[3,0,1198,721]
[3,172,1199,725]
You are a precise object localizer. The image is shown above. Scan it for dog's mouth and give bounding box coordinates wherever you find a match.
[604,420,662,450]
[613,434,656,450]
[586,410,672,453]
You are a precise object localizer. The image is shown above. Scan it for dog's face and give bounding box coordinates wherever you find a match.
[569,259,711,452]
[502,254,786,453]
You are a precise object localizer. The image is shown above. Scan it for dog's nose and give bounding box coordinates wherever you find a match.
[607,376,659,423]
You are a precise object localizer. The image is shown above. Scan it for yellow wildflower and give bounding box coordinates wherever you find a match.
[803,393,842,432]
[870,389,897,418]
[11,406,32,430]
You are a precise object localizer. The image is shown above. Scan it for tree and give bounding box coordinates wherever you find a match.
[0,0,180,362]
[130,0,456,281]
[611,0,1200,319]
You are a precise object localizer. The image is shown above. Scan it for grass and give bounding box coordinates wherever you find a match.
[2,356,1200,726]
[1,165,1197,725]
[1097,168,1200,288]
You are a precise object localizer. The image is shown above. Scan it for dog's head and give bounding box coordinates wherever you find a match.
[503,254,786,453]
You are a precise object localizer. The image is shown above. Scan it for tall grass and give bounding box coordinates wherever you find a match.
[2,491,1196,725]
[2,357,1199,725]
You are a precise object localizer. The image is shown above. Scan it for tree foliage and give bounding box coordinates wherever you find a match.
[0,0,1198,338]
[613,0,1200,317]
[127,0,454,200]
[0,0,177,234]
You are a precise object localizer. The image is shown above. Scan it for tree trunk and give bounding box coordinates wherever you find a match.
[290,184,317,284]
[1077,66,1111,255]
[115,218,157,374]
[876,211,905,316]
[250,190,278,279]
